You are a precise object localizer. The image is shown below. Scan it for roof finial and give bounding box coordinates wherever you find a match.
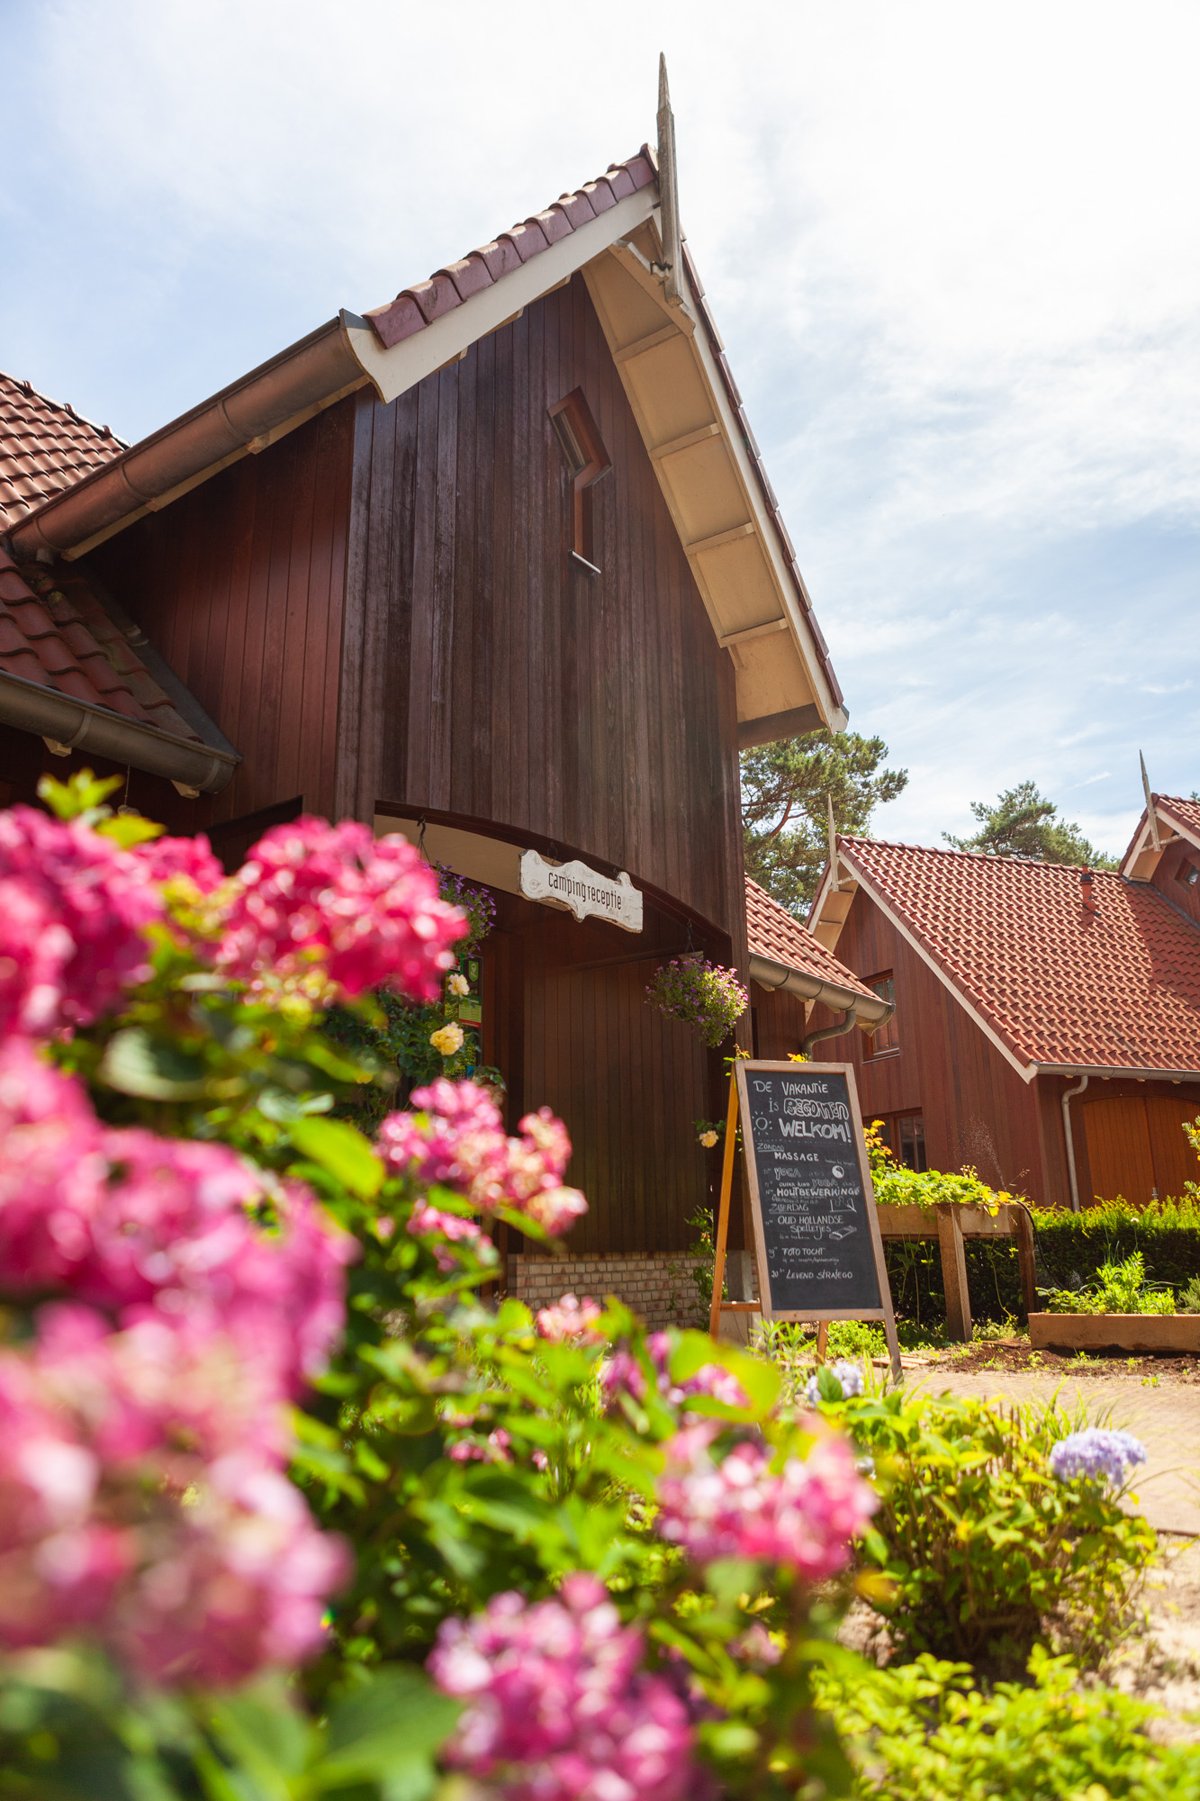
[826,792,840,891]
[656,53,682,305]
[1139,750,1162,851]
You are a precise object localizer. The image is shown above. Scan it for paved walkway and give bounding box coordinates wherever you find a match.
[903,1365,1200,1537]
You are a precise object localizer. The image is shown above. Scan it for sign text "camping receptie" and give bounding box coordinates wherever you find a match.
[519,850,643,933]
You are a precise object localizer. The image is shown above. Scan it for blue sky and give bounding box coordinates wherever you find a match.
[5,0,1197,856]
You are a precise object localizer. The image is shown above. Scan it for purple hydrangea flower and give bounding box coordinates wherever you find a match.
[1049,1428,1147,1487]
[805,1360,865,1406]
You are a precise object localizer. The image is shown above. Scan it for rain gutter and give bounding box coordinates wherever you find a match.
[747,953,893,1028]
[1060,1073,1090,1213]
[0,668,239,794]
[10,315,369,560]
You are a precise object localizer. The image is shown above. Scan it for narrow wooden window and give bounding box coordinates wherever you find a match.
[550,389,610,573]
[864,973,899,1057]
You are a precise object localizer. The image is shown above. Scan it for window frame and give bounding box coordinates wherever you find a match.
[549,388,611,572]
[863,972,899,1058]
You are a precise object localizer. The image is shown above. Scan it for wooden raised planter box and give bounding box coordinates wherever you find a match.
[1029,1312,1200,1354]
[875,1201,1037,1342]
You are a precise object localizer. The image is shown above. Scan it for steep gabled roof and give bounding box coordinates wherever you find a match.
[745,876,891,1023]
[1121,792,1200,880]
[11,140,844,736]
[0,371,124,533]
[819,837,1200,1080]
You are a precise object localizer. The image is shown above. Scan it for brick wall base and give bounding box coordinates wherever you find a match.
[507,1251,707,1332]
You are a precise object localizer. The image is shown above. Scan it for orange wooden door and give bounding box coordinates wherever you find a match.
[1147,1096,1200,1200]
[1082,1098,1155,1203]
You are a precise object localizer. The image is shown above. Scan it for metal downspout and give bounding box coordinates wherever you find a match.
[802,1003,858,1057]
[1061,1074,1090,1212]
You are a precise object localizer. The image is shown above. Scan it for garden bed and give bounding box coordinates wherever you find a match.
[1029,1312,1200,1355]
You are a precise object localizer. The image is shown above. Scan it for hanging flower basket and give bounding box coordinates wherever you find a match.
[646,955,748,1048]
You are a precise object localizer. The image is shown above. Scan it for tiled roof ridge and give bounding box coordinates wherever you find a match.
[839,834,1123,878]
[364,149,658,350]
[0,369,125,451]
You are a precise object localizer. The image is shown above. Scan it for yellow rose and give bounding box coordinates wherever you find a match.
[430,1022,465,1056]
[447,972,470,998]
[699,1129,719,1149]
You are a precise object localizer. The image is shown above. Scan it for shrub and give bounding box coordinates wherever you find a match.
[0,771,878,1801]
[1043,1250,1176,1315]
[1032,1194,1200,1295]
[826,1385,1155,1674]
[816,1648,1200,1801]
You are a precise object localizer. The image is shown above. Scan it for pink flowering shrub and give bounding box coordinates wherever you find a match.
[378,1077,587,1238]
[0,805,162,1036]
[428,1576,704,1801]
[656,1425,876,1581]
[0,773,876,1800]
[212,816,465,1002]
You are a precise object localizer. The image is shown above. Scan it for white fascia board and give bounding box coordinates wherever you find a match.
[345,190,657,407]
[1156,800,1200,854]
[674,243,847,734]
[836,851,1037,1083]
[1119,816,1160,880]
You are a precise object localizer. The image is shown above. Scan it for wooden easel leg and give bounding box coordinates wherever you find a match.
[708,1076,740,1338]
[815,1321,829,1361]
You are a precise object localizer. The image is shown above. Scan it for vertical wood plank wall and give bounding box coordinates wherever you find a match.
[338,272,744,942]
[1151,838,1200,929]
[806,892,1060,1202]
[88,398,357,828]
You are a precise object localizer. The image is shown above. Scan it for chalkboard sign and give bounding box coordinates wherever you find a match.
[733,1062,898,1361]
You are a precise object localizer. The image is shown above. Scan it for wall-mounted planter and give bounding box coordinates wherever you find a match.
[1028,1312,1200,1355]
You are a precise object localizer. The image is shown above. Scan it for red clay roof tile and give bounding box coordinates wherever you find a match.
[0,371,124,532]
[1158,794,1200,848]
[836,837,1200,1074]
[0,545,208,745]
[746,877,880,1004]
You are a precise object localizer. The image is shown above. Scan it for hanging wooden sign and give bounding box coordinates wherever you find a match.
[709,1060,900,1377]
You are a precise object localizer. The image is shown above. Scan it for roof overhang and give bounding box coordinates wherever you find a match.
[1033,1063,1200,1084]
[0,667,238,793]
[11,173,843,737]
[1121,797,1200,881]
[747,950,892,1025]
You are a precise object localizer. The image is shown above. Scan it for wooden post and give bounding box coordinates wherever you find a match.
[1013,1205,1038,1320]
[815,1321,829,1361]
[935,1203,972,1342]
[708,1075,741,1338]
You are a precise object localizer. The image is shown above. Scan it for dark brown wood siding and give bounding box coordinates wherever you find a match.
[807,890,1059,1202]
[1151,837,1200,928]
[337,273,744,939]
[87,398,357,828]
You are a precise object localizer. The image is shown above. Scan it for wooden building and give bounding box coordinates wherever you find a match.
[803,817,1200,1207]
[0,109,849,1318]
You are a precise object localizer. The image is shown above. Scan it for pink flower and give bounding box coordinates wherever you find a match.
[0,1314,347,1680]
[0,1348,124,1649]
[378,1081,588,1238]
[447,1428,512,1464]
[428,1576,703,1801]
[0,1092,352,1399]
[601,1333,749,1414]
[134,833,224,893]
[213,818,466,1002]
[0,1040,108,1292]
[112,1454,348,1687]
[407,1198,493,1271]
[536,1294,604,1343]
[0,806,162,1037]
[656,1426,875,1581]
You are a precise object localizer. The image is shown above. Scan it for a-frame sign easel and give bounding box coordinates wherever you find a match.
[708,1060,901,1380]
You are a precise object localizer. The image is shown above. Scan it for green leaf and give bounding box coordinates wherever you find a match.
[289,1117,384,1198]
[100,1027,211,1100]
[37,768,123,820]
[314,1665,459,1798]
[96,813,165,849]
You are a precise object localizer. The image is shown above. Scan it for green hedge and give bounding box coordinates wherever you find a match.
[1031,1195,1200,1293]
[882,1195,1200,1329]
